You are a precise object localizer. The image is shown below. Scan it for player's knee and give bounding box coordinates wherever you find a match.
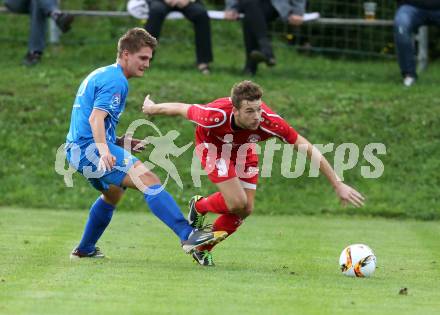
[102,187,124,206]
[126,162,162,190]
[228,194,248,217]
[236,204,253,219]
[102,194,120,206]
[140,171,161,187]
[230,196,248,210]
[243,205,254,218]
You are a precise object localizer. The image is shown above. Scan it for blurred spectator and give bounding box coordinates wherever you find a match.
[145,0,213,74]
[225,0,306,75]
[394,0,440,86]
[4,0,74,66]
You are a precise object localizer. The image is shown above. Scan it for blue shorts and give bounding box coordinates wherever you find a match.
[66,141,139,191]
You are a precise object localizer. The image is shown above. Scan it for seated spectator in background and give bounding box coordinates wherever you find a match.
[145,0,213,74]
[225,0,306,75]
[394,0,440,86]
[4,0,74,66]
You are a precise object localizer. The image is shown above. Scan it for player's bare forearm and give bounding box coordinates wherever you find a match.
[294,134,365,207]
[294,135,341,188]
[149,103,190,117]
[142,95,190,119]
[89,109,110,155]
[89,108,116,171]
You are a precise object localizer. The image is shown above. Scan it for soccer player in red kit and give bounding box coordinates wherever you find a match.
[142,80,365,266]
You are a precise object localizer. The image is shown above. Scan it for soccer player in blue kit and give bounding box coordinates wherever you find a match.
[65,28,227,259]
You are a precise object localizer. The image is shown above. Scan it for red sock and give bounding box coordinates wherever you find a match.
[198,214,243,252]
[213,213,242,234]
[196,192,229,214]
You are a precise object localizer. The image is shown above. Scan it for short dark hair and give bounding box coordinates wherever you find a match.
[230,80,263,108]
[117,28,157,58]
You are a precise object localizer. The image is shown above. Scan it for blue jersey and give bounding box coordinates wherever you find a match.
[66,63,129,145]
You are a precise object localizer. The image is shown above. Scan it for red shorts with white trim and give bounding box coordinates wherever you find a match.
[196,143,259,189]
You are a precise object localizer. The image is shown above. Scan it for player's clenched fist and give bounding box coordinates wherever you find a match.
[142,94,155,115]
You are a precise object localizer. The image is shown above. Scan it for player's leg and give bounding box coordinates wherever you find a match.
[69,140,134,259]
[190,152,258,265]
[243,188,255,217]
[197,177,247,215]
[188,177,244,229]
[201,180,255,236]
[190,152,258,223]
[188,152,248,226]
[121,160,227,253]
[191,183,256,266]
[71,141,227,255]
[71,185,125,259]
[122,160,191,240]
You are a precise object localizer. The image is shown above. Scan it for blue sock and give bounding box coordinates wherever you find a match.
[78,197,115,253]
[144,185,193,241]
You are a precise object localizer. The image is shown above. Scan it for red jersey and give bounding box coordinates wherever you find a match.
[187,97,299,154]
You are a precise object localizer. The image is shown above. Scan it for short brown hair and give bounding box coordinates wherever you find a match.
[230,80,263,108]
[117,28,157,58]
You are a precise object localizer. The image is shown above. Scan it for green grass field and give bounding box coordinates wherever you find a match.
[1,207,439,315]
[1,1,440,313]
[1,7,440,219]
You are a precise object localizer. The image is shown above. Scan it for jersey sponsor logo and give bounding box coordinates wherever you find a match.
[111,93,121,109]
[246,166,259,176]
[248,134,261,143]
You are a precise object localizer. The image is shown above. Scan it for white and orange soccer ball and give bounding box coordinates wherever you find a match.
[339,244,376,277]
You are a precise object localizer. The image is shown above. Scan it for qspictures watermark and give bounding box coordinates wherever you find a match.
[55,119,386,189]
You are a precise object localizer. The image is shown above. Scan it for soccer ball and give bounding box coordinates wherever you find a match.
[339,244,376,277]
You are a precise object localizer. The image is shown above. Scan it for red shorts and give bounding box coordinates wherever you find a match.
[196,142,259,189]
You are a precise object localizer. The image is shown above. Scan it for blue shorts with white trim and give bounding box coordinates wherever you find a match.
[66,140,138,191]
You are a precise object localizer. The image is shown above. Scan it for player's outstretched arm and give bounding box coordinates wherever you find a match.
[142,95,191,119]
[294,135,365,207]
